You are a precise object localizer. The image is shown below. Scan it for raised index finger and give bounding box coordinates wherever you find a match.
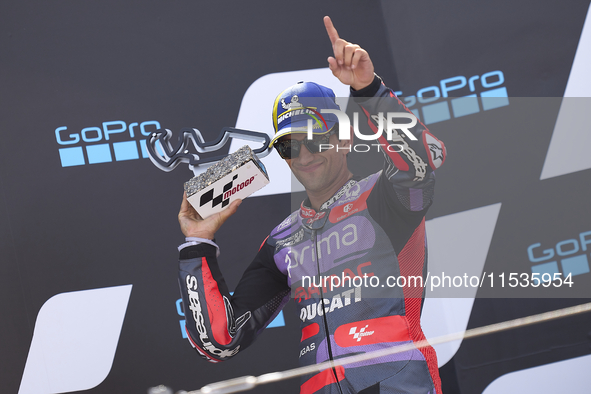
[324,16,339,46]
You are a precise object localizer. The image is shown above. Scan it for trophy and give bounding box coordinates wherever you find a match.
[146,127,272,218]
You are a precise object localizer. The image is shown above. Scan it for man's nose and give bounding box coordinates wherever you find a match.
[297,142,315,163]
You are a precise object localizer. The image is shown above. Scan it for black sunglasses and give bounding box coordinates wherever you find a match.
[274,128,338,159]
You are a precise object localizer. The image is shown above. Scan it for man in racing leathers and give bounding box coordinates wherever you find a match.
[177,16,446,394]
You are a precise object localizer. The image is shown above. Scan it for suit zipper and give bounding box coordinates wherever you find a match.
[312,229,343,394]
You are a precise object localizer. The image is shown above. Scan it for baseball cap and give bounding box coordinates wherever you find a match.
[270,81,341,146]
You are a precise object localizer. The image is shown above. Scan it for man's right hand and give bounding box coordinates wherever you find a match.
[178,192,242,239]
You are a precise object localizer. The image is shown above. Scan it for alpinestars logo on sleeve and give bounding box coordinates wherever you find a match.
[429,144,443,161]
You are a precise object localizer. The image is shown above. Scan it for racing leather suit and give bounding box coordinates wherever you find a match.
[178,75,446,394]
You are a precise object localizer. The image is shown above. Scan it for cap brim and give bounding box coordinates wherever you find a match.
[269,127,334,146]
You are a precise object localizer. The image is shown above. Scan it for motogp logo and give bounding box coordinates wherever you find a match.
[348,325,374,342]
[199,174,255,209]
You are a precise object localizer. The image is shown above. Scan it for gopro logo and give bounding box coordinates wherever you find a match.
[55,120,161,167]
